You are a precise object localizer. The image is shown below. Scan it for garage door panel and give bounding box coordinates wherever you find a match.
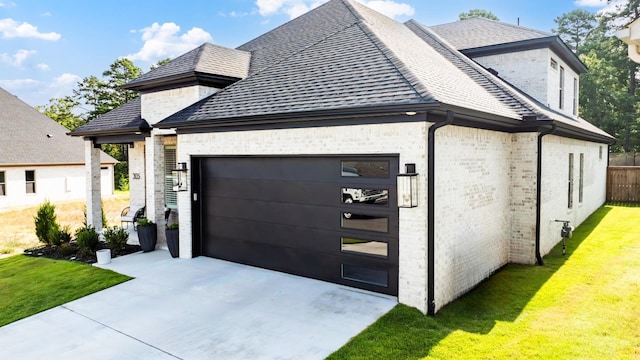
[203,178,341,206]
[204,236,397,295]
[196,156,398,296]
[203,157,341,182]
[204,217,346,254]
[205,197,339,230]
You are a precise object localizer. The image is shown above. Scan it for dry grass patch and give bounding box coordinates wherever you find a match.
[0,193,129,257]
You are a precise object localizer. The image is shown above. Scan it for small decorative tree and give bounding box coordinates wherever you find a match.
[103,226,129,255]
[34,200,60,245]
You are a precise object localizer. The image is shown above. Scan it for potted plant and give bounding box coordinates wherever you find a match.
[136,218,157,252]
[165,223,179,258]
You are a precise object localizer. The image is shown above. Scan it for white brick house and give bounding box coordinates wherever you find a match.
[71,0,613,314]
[0,87,115,212]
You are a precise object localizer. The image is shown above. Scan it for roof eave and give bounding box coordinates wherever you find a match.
[462,36,588,74]
[123,72,242,92]
[155,102,442,132]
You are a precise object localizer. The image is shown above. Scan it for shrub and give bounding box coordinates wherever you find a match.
[167,223,179,230]
[75,225,100,252]
[34,200,59,245]
[136,218,154,226]
[103,226,128,254]
[51,225,72,246]
[59,243,76,257]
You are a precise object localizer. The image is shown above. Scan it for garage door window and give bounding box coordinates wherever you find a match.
[341,237,388,258]
[342,214,388,233]
[342,264,388,287]
[341,161,389,178]
[341,188,388,206]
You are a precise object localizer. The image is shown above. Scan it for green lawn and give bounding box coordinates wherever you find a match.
[0,255,131,327]
[329,205,640,359]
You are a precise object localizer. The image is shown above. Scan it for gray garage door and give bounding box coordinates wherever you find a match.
[191,156,399,295]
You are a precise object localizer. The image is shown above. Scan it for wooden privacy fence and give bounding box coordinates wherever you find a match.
[607,166,640,203]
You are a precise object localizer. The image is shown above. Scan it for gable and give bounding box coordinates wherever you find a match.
[0,87,116,165]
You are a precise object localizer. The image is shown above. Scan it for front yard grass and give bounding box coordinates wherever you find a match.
[0,255,131,327]
[329,205,640,359]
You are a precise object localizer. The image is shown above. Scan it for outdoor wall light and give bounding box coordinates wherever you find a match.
[397,163,418,208]
[171,162,188,192]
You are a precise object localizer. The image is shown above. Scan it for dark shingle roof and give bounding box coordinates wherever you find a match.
[430,17,587,74]
[406,21,612,140]
[157,0,518,127]
[124,43,251,91]
[71,97,148,136]
[430,17,552,50]
[0,87,116,165]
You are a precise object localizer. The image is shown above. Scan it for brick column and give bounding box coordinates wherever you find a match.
[85,140,102,233]
[145,133,166,247]
[128,141,146,207]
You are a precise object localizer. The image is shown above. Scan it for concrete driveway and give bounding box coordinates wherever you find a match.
[0,250,396,359]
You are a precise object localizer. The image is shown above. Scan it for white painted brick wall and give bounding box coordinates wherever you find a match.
[128,141,146,208]
[474,48,579,118]
[433,126,512,310]
[141,86,219,125]
[177,121,430,313]
[539,136,607,255]
[509,133,538,264]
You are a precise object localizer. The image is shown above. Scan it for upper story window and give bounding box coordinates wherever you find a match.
[25,170,36,194]
[568,153,574,209]
[0,171,5,196]
[579,153,584,204]
[550,58,558,70]
[572,78,578,116]
[559,66,565,110]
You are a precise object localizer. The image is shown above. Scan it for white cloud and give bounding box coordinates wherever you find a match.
[574,0,607,7]
[255,0,413,20]
[0,18,61,40]
[0,78,39,90]
[51,73,81,89]
[0,49,37,67]
[36,63,50,71]
[127,22,213,62]
[41,12,52,17]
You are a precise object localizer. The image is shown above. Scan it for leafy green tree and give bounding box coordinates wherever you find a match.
[36,96,86,131]
[150,57,172,70]
[552,9,597,55]
[74,58,142,121]
[459,9,499,21]
[554,3,640,152]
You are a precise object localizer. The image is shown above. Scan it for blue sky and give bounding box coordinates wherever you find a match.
[0,0,609,107]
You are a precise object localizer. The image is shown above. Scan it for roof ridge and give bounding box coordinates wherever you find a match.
[435,17,552,37]
[406,19,542,118]
[343,0,434,103]
[193,19,366,105]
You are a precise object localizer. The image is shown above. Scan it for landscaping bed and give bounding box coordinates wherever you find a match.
[24,242,141,264]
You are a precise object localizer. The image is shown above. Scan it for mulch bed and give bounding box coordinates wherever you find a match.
[24,242,142,264]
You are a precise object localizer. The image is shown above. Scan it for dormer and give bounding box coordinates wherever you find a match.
[431,18,587,118]
[123,43,251,125]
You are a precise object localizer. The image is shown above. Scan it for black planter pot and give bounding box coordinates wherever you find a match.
[166,229,179,258]
[137,225,157,252]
